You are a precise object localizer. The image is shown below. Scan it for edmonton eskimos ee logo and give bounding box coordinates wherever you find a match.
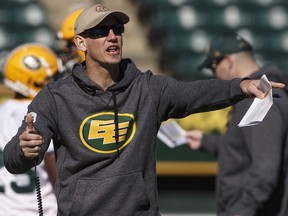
[79,112,136,154]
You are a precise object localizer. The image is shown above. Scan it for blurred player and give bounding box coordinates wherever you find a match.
[57,8,85,75]
[0,43,58,215]
[186,32,288,216]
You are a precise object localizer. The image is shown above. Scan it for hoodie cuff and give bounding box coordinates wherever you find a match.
[229,77,251,101]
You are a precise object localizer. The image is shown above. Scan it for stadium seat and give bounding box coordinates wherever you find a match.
[0,4,48,27]
[0,0,56,55]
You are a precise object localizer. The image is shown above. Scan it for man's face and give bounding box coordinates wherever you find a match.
[82,16,124,66]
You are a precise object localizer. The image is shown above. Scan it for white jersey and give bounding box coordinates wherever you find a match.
[0,99,57,216]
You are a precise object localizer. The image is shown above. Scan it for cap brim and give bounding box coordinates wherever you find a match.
[109,11,130,24]
[85,11,129,31]
[75,9,130,35]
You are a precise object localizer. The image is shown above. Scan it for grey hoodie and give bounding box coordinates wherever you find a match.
[4,59,246,216]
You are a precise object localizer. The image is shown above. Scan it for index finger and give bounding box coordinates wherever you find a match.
[270,81,285,89]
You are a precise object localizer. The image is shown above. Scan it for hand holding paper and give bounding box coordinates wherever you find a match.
[157,120,187,148]
[238,74,273,127]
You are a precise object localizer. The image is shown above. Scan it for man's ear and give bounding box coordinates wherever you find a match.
[74,35,87,52]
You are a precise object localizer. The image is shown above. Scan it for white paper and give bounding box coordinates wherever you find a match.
[157,120,187,148]
[238,74,273,127]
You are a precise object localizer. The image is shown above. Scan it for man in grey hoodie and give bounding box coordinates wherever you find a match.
[3,4,285,216]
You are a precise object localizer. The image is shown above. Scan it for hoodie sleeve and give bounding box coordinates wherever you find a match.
[146,73,246,121]
[200,133,223,157]
[3,86,58,174]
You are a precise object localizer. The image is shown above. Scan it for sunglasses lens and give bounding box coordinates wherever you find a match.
[112,24,124,34]
[91,28,108,37]
[84,24,124,38]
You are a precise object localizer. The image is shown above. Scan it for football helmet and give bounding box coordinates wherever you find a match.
[57,8,84,41]
[57,8,85,66]
[3,43,59,99]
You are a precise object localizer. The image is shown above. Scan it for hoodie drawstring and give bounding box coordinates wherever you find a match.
[73,72,121,157]
[72,72,97,96]
[112,91,120,158]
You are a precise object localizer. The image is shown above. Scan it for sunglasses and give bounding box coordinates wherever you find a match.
[80,24,125,38]
[210,56,225,72]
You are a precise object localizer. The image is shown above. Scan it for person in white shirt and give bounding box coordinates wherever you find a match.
[0,43,59,216]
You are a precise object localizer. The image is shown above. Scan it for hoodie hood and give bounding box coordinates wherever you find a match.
[72,58,142,95]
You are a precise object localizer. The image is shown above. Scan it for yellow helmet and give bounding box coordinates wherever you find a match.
[57,8,85,66]
[3,43,59,99]
[57,8,84,41]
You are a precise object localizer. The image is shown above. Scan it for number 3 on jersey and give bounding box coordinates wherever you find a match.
[0,149,36,193]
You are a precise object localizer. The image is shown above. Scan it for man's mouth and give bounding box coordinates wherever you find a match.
[107,46,120,55]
